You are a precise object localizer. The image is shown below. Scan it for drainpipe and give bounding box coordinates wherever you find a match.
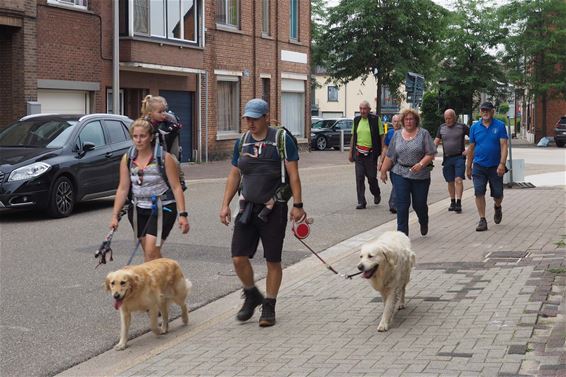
[112,0,120,114]
[197,73,202,163]
[205,71,209,163]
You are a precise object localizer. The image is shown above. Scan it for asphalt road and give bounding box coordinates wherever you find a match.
[3,147,560,377]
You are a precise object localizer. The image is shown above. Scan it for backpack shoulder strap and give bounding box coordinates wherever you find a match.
[238,130,251,155]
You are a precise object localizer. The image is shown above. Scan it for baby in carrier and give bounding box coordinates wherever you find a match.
[140,95,186,191]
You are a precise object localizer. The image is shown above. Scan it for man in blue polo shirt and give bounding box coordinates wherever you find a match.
[466,102,508,231]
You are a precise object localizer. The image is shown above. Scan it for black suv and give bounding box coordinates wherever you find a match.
[554,116,566,148]
[0,114,133,217]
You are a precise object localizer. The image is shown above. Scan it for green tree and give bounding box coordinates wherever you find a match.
[421,91,444,136]
[316,0,447,114]
[439,0,507,123]
[499,0,566,138]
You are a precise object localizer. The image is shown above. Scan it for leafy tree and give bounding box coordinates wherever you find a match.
[498,102,510,115]
[421,91,444,136]
[499,0,566,137]
[310,0,327,70]
[316,0,447,114]
[438,0,507,123]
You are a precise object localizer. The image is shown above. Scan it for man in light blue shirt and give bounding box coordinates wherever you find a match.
[466,102,508,232]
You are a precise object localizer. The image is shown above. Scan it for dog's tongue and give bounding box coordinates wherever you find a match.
[362,271,372,279]
[114,299,123,310]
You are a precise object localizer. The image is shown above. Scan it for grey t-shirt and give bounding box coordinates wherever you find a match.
[387,128,437,180]
[436,123,469,157]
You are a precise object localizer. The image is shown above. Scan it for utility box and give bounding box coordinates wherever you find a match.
[504,159,524,184]
[27,101,41,115]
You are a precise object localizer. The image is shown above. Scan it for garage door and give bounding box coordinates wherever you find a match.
[37,89,89,114]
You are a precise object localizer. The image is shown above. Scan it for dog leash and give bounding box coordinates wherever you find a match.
[292,219,362,280]
[95,205,129,268]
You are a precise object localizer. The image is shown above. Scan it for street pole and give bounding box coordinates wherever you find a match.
[507,115,514,186]
[112,0,120,114]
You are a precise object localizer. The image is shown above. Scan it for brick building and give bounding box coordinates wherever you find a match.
[0,0,311,161]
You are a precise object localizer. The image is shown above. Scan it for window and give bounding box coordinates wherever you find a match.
[105,121,130,144]
[327,86,339,102]
[77,121,106,148]
[217,78,240,133]
[217,0,239,28]
[106,89,124,115]
[289,0,298,40]
[48,0,87,9]
[262,78,270,106]
[262,0,270,35]
[133,0,198,43]
[282,92,305,137]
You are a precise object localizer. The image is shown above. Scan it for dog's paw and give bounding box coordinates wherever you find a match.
[397,303,406,310]
[377,322,389,332]
[160,326,168,335]
[114,343,127,351]
[151,327,161,336]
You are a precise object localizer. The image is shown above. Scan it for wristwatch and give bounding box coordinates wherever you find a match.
[293,202,303,209]
[179,211,188,217]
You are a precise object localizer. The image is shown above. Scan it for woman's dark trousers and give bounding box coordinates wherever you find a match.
[391,172,430,236]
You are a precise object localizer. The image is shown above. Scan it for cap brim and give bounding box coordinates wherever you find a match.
[242,111,263,119]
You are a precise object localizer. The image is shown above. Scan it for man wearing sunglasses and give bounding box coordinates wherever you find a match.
[466,102,508,231]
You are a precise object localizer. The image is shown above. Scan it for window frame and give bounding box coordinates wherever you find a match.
[289,0,299,41]
[327,86,339,102]
[47,0,88,10]
[262,0,270,36]
[130,0,200,45]
[216,0,239,29]
[216,77,241,136]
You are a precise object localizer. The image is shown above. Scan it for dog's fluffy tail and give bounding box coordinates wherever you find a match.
[185,278,193,295]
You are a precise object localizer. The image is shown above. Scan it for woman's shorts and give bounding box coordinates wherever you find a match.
[128,203,177,240]
[231,202,288,263]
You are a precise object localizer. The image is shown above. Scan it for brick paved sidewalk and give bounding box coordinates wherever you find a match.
[60,187,566,377]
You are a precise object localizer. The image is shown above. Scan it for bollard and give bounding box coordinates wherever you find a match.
[340,129,345,152]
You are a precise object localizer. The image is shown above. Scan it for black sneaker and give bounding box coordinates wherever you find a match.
[259,298,276,327]
[476,218,488,232]
[494,205,502,224]
[448,201,456,211]
[356,203,366,209]
[454,202,462,213]
[420,223,428,236]
[389,208,397,214]
[374,195,381,205]
[236,287,264,322]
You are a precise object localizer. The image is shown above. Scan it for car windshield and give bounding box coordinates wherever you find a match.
[312,120,337,129]
[0,119,78,148]
[558,117,566,128]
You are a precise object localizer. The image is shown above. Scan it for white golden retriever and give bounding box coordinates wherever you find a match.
[105,258,192,350]
[358,231,415,332]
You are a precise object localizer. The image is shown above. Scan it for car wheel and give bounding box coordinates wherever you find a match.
[315,136,327,151]
[48,176,75,218]
[556,141,565,148]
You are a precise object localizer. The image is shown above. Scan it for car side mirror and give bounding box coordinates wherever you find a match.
[78,141,95,157]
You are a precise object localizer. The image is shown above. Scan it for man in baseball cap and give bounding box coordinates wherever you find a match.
[466,101,508,232]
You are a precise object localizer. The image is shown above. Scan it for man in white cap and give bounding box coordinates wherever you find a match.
[219,98,306,327]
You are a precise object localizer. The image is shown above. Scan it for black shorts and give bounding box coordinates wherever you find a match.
[128,203,177,240]
[231,202,288,263]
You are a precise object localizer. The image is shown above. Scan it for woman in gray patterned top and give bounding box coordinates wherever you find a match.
[110,119,189,262]
[379,108,436,236]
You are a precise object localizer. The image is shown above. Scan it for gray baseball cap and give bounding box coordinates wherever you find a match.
[242,98,269,119]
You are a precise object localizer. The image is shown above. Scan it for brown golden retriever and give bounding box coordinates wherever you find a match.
[105,258,192,350]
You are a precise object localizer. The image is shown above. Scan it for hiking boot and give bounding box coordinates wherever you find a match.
[448,201,456,211]
[259,298,276,327]
[494,205,502,224]
[476,218,488,232]
[236,287,264,322]
[356,203,366,210]
[454,202,462,213]
[420,222,428,236]
[374,195,381,205]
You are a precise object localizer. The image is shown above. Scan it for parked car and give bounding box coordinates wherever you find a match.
[554,115,566,147]
[0,113,133,217]
[310,118,354,151]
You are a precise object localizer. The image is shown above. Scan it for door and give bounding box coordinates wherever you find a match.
[159,90,193,162]
[74,120,114,196]
[102,119,133,188]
